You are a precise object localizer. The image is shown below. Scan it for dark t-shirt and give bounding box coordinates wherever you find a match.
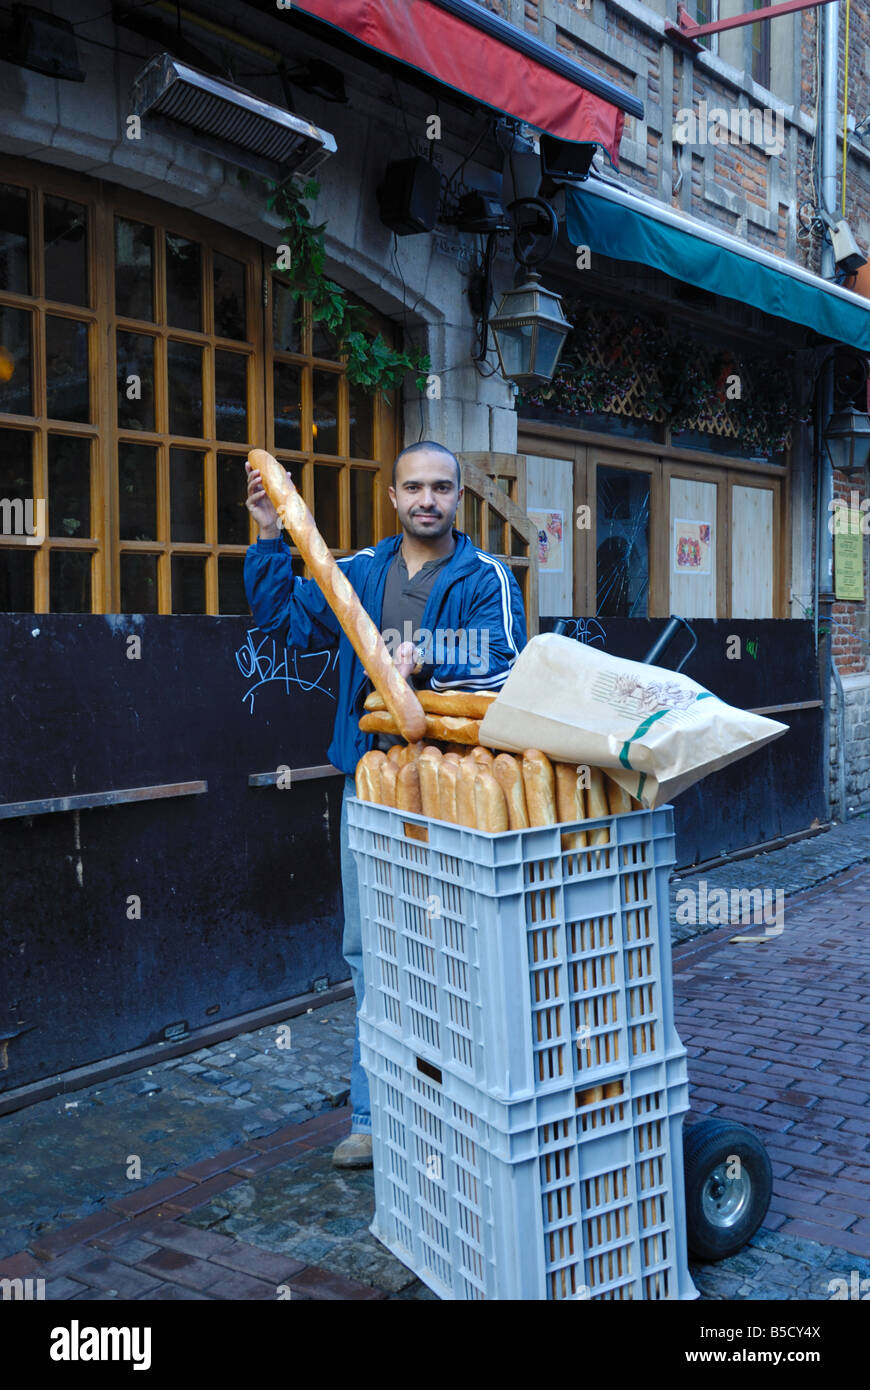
[374,540,455,749]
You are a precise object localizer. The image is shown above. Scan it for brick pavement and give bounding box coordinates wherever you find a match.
[673,865,870,1263]
[0,1107,428,1299]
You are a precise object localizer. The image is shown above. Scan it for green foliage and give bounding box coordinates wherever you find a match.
[268,179,430,397]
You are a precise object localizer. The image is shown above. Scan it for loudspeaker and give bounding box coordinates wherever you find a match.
[376,157,441,235]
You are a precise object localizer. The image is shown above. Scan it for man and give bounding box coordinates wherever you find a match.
[244,441,527,1167]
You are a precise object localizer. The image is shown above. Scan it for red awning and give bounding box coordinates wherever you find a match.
[292,0,637,168]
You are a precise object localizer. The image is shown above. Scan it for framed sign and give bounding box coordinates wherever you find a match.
[834,511,865,601]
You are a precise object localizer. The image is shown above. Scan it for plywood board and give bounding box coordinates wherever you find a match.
[669,477,717,618]
[526,454,573,616]
[732,485,773,618]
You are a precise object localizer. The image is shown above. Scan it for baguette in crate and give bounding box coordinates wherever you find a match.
[351,735,681,1101]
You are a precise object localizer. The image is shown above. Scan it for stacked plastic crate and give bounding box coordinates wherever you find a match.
[347,795,698,1301]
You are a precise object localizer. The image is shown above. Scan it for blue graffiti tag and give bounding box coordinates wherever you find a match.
[235,628,339,713]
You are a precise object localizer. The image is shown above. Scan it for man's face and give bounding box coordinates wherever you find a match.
[389,450,462,542]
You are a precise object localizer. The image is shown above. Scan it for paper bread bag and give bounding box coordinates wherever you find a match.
[478,633,788,808]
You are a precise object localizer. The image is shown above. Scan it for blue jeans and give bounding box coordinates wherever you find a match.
[340,774,371,1133]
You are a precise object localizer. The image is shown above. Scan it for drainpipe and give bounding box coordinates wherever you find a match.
[817,1,841,818]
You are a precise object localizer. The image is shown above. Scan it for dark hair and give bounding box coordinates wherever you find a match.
[392,441,461,488]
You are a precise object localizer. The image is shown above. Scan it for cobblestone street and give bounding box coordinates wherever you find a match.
[2,820,869,1300]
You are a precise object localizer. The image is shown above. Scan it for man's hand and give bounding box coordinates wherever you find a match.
[393,640,418,680]
[245,460,285,540]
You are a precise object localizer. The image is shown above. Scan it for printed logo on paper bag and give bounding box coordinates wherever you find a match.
[673,519,712,574]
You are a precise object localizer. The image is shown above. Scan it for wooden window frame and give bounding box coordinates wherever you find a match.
[0,158,401,615]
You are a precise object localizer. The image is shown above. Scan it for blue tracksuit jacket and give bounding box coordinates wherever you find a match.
[243,530,528,774]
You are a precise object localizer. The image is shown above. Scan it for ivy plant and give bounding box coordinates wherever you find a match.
[268,178,430,397]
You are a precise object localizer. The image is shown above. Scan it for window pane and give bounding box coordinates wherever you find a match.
[488,509,505,556]
[118,441,158,541]
[510,526,528,558]
[115,218,153,321]
[213,252,246,340]
[121,552,158,613]
[117,331,155,431]
[466,492,482,545]
[170,447,205,542]
[272,281,301,353]
[44,196,88,306]
[218,556,249,614]
[217,452,249,545]
[313,370,338,454]
[50,550,91,612]
[596,466,650,618]
[0,548,34,610]
[45,317,90,422]
[349,469,373,550]
[172,554,206,613]
[313,464,340,548]
[48,435,90,538]
[348,383,373,458]
[166,234,202,331]
[0,184,30,294]
[0,429,33,516]
[312,313,337,359]
[167,341,203,436]
[0,306,32,415]
[214,351,248,442]
[274,361,302,450]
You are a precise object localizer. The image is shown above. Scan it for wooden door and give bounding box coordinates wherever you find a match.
[525,453,573,618]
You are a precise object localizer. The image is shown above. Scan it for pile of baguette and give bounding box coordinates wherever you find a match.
[355,690,639,837]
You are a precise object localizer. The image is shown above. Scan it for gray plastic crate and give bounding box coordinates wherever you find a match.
[348,797,682,1102]
[360,1015,690,1160]
[364,1036,698,1301]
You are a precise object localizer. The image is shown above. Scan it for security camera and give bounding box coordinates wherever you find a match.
[829,218,867,275]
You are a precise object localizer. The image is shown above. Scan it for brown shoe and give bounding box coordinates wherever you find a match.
[332,1133,373,1169]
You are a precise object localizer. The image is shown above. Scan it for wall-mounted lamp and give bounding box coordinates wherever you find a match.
[475,196,570,386]
[824,407,870,475]
[488,269,571,387]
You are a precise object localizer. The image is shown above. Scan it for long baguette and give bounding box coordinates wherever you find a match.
[492,753,529,830]
[418,747,442,818]
[586,766,610,846]
[522,749,556,827]
[396,762,422,813]
[248,449,426,743]
[438,758,459,823]
[604,773,633,815]
[473,770,509,833]
[360,711,482,746]
[456,759,478,828]
[555,761,588,849]
[364,688,497,720]
[355,749,385,802]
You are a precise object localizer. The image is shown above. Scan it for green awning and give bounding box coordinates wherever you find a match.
[566,184,870,353]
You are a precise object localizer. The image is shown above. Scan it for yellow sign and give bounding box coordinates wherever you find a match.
[834,510,865,601]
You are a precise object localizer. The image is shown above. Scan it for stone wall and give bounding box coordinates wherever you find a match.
[829,672,870,817]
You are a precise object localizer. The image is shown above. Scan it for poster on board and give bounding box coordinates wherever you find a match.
[528,509,564,573]
[673,518,712,575]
